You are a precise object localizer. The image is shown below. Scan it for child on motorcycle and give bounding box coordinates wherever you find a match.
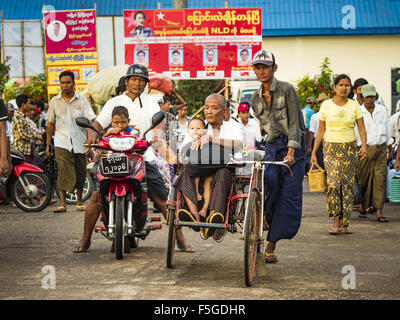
[103,106,135,137]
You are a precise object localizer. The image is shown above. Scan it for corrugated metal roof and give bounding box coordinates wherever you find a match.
[1,0,399,36]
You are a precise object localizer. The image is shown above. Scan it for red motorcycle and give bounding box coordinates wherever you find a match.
[75,111,165,260]
[0,148,52,211]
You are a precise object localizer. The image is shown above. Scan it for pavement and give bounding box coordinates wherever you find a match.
[0,179,399,300]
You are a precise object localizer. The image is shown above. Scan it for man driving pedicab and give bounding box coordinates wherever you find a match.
[251,49,306,263]
[174,93,243,241]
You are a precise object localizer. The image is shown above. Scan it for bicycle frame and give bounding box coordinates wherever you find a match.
[227,159,291,239]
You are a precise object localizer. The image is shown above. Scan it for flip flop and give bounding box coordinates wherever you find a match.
[177,209,200,232]
[329,227,341,235]
[358,213,367,218]
[265,252,278,263]
[72,242,90,253]
[54,206,66,213]
[177,242,196,253]
[376,216,389,222]
[205,212,224,238]
[76,205,85,211]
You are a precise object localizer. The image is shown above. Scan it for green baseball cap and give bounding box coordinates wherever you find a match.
[361,84,376,98]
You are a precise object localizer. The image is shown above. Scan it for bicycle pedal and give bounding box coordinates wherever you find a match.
[150,224,162,230]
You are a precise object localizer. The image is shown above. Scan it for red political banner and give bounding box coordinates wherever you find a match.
[123,8,262,79]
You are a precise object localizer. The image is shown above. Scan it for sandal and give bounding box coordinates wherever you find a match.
[205,212,224,238]
[54,206,66,213]
[376,216,389,222]
[76,205,85,211]
[358,212,367,218]
[341,228,353,234]
[329,227,341,235]
[265,252,278,263]
[72,242,90,253]
[177,209,200,232]
[177,242,196,253]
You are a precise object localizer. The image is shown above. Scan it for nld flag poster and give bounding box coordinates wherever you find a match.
[124,8,262,79]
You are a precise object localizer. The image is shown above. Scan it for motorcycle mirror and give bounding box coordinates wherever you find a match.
[75,117,102,137]
[142,111,165,138]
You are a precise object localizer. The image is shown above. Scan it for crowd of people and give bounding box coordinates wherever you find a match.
[0,48,399,264]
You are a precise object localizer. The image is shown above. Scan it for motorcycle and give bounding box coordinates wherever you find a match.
[0,148,52,212]
[75,111,165,260]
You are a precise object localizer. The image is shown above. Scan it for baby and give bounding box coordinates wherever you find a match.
[185,118,215,220]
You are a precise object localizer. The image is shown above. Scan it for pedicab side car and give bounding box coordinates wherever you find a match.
[166,149,291,286]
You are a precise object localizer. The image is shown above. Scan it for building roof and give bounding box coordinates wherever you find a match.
[1,0,399,36]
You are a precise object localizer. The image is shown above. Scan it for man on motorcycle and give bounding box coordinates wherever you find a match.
[73,64,195,253]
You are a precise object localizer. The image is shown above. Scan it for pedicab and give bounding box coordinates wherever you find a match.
[166,149,291,286]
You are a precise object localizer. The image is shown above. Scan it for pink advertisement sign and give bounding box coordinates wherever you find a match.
[44,9,97,54]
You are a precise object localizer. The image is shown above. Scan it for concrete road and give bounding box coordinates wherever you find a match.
[0,180,399,300]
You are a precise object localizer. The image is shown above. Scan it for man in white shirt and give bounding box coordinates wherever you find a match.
[46,71,96,213]
[237,102,262,150]
[355,85,392,222]
[73,64,193,253]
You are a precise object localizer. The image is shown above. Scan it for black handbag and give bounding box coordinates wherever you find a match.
[181,142,234,177]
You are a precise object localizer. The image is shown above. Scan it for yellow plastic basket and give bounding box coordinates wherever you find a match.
[308,163,325,192]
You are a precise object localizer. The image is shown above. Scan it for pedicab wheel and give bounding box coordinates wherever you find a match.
[244,190,261,287]
[115,195,125,260]
[166,207,177,268]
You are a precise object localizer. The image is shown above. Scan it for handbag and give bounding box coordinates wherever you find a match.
[182,142,234,177]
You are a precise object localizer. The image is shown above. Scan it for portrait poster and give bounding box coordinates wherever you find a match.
[43,9,98,94]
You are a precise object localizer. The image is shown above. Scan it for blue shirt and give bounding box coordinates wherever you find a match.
[302,105,315,130]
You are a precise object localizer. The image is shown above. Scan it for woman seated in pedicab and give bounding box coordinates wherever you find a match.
[173,94,243,241]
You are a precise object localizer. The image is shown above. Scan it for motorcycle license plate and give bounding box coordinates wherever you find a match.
[100,154,129,176]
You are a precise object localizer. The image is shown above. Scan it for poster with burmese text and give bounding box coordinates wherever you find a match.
[124,8,262,79]
[43,9,98,94]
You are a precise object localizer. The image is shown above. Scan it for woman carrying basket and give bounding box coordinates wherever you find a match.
[311,74,367,235]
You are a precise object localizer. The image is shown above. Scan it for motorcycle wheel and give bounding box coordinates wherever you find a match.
[58,172,93,205]
[11,172,52,212]
[115,195,125,260]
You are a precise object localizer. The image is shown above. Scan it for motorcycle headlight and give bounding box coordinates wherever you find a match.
[108,137,136,151]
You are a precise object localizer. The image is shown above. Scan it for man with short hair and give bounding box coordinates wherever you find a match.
[251,49,306,263]
[237,102,262,150]
[12,94,36,165]
[204,49,217,67]
[356,84,392,222]
[238,49,251,67]
[46,70,96,213]
[169,50,183,68]
[73,64,193,253]
[353,78,368,106]
[135,50,148,67]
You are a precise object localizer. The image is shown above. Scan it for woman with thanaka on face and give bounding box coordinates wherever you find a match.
[311,74,367,235]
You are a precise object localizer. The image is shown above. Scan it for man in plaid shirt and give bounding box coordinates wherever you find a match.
[12,94,35,164]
